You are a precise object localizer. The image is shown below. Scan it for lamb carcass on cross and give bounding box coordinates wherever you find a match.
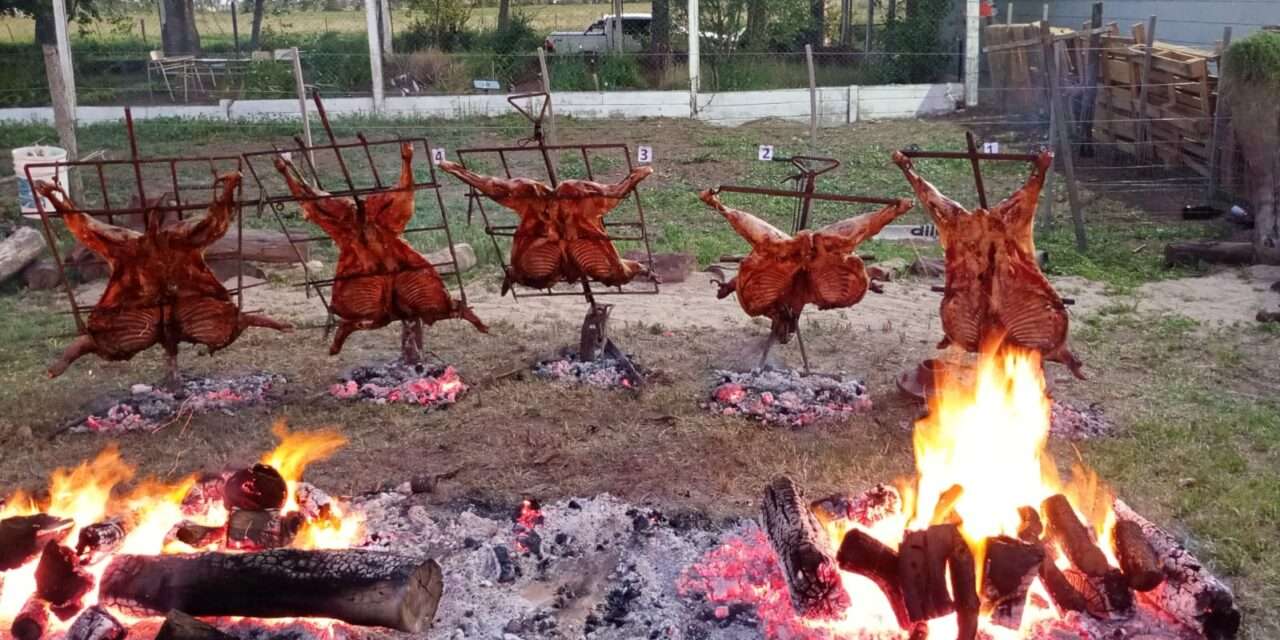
[35,174,292,383]
[274,143,487,355]
[701,189,914,341]
[437,161,653,293]
[892,149,1084,378]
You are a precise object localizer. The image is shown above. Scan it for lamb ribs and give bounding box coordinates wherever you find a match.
[34,176,291,384]
[273,144,487,356]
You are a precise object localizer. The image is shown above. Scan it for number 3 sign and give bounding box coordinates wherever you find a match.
[637,145,654,164]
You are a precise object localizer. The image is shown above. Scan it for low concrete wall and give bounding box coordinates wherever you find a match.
[0,83,963,126]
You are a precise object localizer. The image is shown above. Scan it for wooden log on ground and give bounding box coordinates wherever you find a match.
[1113,499,1241,640]
[168,521,225,549]
[981,535,1045,628]
[22,256,62,290]
[1040,557,1089,613]
[835,529,910,629]
[810,483,901,530]
[224,509,304,551]
[761,476,849,618]
[65,606,126,640]
[1112,519,1164,591]
[1164,241,1254,267]
[76,520,126,565]
[898,526,957,623]
[222,464,288,512]
[0,514,74,570]
[1042,494,1111,576]
[11,598,49,640]
[99,549,444,633]
[35,541,94,618]
[155,610,234,640]
[1064,567,1134,619]
[0,227,45,285]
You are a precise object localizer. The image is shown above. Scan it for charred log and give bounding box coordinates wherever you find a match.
[761,476,849,618]
[66,606,125,640]
[1113,499,1241,640]
[182,473,229,516]
[946,527,979,640]
[898,526,957,623]
[169,521,225,549]
[295,482,333,520]
[0,514,74,570]
[1041,494,1110,576]
[222,464,287,511]
[224,509,303,551]
[35,541,93,617]
[835,528,910,629]
[1039,558,1088,613]
[810,483,901,529]
[1112,519,1164,592]
[981,535,1045,629]
[155,610,233,640]
[99,549,443,632]
[1163,241,1255,267]
[12,598,49,640]
[1016,506,1043,543]
[1064,568,1134,620]
[76,520,126,565]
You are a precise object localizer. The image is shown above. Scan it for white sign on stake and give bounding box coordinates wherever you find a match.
[431,148,447,165]
[637,145,653,164]
[982,141,1000,154]
[757,145,775,161]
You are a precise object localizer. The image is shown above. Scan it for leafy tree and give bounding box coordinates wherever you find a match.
[1224,31,1280,264]
[0,0,98,45]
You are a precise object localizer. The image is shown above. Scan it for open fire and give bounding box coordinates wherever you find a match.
[0,420,442,638]
[683,344,1240,640]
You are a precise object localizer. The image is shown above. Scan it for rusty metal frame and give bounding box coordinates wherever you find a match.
[240,93,470,341]
[24,108,254,335]
[899,131,1043,208]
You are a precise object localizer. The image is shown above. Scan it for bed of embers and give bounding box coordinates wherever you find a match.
[69,373,285,435]
[706,368,873,428]
[329,361,468,409]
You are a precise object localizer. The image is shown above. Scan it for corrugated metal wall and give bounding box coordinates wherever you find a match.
[996,0,1278,48]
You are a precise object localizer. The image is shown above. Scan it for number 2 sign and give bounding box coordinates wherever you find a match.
[758,145,775,161]
[431,148,447,165]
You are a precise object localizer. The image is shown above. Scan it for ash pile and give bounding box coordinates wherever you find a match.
[73,372,284,434]
[532,348,646,390]
[330,362,467,409]
[1050,401,1114,440]
[706,368,872,428]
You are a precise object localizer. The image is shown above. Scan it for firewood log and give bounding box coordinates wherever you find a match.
[168,521,225,549]
[945,528,979,640]
[1063,567,1134,619]
[810,483,901,530]
[929,484,964,526]
[181,473,229,516]
[1041,494,1110,576]
[76,520,126,565]
[1039,558,1088,613]
[1016,506,1042,543]
[11,598,48,640]
[1112,519,1163,592]
[0,514,74,570]
[1164,241,1254,267]
[760,476,849,618]
[222,464,287,512]
[898,526,957,623]
[981,535,1045,629]
[1112,499,1241,640]
[835,529,910,629]
[224,509,303,551]
[99,549,443,633]
[65,606,125,640]
[155,610,234,640]
[35,541,93,617]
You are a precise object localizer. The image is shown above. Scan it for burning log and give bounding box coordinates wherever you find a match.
[35,541,94,619]
[1039,559,1088,613]
[224,509,304,551]
[897,525,957,623]
[169,521,225,549]
[810,483,900,529]
[295,482,333,520]
[946,528,980,640]
[1016,506,1042,542]
[182,473,228,515]
[760,476,849,618]
[76,520,126,564]
[100,549,444,633]
[222,464,288,511]
[1113,499,1241,640]
[1112,519,1163,592]
[155,610,233,640]
[1041,494,1110,576]
[65,606,125,640]
[11,598,49,640]
[1064,568,1134,619]
[980,535,1045,629]
[835,529,910,629]
[929,484,964,526]
[0,514,74,570]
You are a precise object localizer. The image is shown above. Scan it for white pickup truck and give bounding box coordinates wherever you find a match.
[544,14,651,54]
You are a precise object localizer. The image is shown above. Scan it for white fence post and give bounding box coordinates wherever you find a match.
[688,0,700,116]
[364,0,384,112]
[964,0,980,107]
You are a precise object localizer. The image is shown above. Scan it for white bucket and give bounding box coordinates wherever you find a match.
[13,145,69,219]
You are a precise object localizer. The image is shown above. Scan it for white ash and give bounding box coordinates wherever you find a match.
[532,351,645,390]
[706,368,872,428]
[72,372,285,434]
[330,361,467,408]
[1050,400,1114,440]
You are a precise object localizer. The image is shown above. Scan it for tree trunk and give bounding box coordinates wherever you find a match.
[162,0,202,55]
[249,0,266,51]
[497,0,511,31]
[1240,130,1280,264]
[648,0,671,71]
[810,0,826,47]
[745,0,768,49]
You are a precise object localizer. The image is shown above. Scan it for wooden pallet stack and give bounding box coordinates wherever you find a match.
[1093,25,1219,175]
[984,22,1088,113]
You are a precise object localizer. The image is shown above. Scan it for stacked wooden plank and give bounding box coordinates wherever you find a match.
[984,23,1087,113]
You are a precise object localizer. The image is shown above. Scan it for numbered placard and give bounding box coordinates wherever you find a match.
[757,145,775,161]
[431,148,447,165]
[637,145,654,164]
[981,141,1000,154]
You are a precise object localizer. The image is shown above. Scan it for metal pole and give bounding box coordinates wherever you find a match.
[964,0,980,106]
[1051,41,1087,250]
[688,0,700,114]
[231,1,240,55]
[1206,26,1232,201]
[806,44,818,151]
[364,0,384,112]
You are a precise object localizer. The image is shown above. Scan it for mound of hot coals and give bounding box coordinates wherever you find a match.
[72,372,285,434]
[330,361,467,409]
[1050,401,1114,440]
[533,348,646,390]
[706,368,872,428]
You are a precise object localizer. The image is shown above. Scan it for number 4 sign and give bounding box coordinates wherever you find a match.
[431,148,447,165]
[758,145,775,161]
[637,145,654,164]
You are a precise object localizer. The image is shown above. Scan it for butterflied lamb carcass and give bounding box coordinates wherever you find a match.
[274,143,487,355]
[700,189,914,341]
[35,174,292,382]
[437,161,653,293]
[891,150,1084,378]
